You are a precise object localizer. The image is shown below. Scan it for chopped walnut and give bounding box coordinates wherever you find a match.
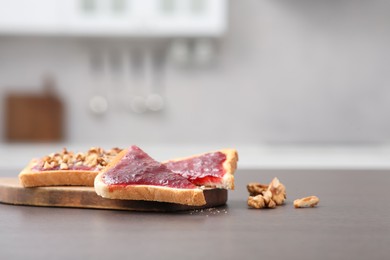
[107,147,122,155]
[267,198,276,208]
[88,147,100,154]
[75,153,85,161]
[97,157,107,166]
[43,161,51,170]
[37,147,122,171]
[247,177,287,209]
[75,161,83,166]
[267,177,286,206]
[85,153,98,166]
[248,193,276,209]
[248,195,265,209]
[294,196,319,208]
[248,187,275,209]
[50,161,58,168]
[247,183,269,196]
[62,154,70,163]
[60,163,69,170]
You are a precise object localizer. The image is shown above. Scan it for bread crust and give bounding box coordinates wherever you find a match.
[94,149,206,206]
[221,148,238,190]
[19,159,98,187]
[164,148,238,190]
[94,174,206,206]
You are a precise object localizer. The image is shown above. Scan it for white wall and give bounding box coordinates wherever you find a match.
[1,0,390,145]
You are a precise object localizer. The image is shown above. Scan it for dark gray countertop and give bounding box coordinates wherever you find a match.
[1,169,389,260]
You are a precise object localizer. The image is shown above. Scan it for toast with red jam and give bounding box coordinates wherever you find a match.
[94,146,206,206]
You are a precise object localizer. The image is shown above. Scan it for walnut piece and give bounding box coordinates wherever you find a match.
[75,152,85,161]
[85,153,98,167]
[43,161,51,170]
[247,183,269,196]
[247,177,286,209]
[97,157,107,166]
[38,147,122,171]
[60,162,69,170]
[248,195,265,209]
[107,147,122,156]
[248,192,276,209]
[267,177,286,206]
[294,196,319,208]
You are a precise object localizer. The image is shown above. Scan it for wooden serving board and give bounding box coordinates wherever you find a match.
[0,178,227,212]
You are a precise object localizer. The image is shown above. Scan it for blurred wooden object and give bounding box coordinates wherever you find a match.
[5,92,63,142]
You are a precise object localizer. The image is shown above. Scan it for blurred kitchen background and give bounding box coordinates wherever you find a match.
[1,0,390,172]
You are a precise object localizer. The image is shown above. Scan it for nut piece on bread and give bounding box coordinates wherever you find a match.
[94,146,207,206]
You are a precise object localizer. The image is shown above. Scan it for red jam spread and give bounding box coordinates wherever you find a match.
[164,152,227,186]
[102,146,197,189]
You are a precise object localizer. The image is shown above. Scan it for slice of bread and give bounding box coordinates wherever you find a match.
[94,146,206,206]
[19,147,121,187]
[19,160,98,187]
[164,149,238,190]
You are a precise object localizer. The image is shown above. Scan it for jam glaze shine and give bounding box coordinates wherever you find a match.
[102,146,197,189]
[164,152,227,186]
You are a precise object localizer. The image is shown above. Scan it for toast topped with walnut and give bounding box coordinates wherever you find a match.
[19,147,122,187]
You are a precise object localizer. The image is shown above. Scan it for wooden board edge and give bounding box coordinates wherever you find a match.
[0,178,227,212]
